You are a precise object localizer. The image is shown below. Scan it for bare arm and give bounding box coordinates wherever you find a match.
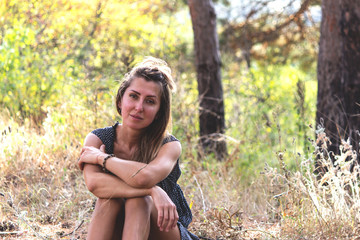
[79,132,179,231]
[80,133,181,189]
[105,140,180,188]
[81,133,152,198]
[83,164,153,199]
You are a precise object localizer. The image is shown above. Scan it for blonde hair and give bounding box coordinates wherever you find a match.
[116,57,176,163]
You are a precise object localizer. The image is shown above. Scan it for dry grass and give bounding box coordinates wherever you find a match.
[1,107,360,239]
[262,127,360,239]
[0,107,95,239]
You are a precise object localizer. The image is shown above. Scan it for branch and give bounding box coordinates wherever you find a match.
[241,228,277,238]
[60,220,84,238]
[4,194,47,240]
[251,0,312,43]
[0,231,23,235]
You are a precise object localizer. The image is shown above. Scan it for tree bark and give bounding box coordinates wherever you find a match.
[316,0,360,167]
[188,0,227,161]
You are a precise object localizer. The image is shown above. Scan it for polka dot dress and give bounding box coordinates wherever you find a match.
[91,122,199,240]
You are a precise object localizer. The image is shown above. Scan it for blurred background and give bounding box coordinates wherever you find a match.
[2,0,359,239]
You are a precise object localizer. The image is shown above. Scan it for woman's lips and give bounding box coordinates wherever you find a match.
[130,114,143,120]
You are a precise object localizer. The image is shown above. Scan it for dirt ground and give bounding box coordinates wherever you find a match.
[0,217,281,239]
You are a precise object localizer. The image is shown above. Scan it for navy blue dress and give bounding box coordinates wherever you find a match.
[91,122,199,240]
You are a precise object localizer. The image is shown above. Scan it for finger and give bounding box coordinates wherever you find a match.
[77,159,84,170]
[80,146,89,156]
[158,208,164,230]
[161,208,169,231]
[173,208,179,229]
[100,144,106,153]
[165,207,174,232]
[79,151,85,161]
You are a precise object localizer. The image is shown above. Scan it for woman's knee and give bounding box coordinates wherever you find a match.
[125,196,153,214]
[95,198,124,212]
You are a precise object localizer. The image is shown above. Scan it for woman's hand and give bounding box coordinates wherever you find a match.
[150,186,179,232]
[78,145,106,170]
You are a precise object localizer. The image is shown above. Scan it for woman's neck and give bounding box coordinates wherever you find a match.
[116,124,142,150]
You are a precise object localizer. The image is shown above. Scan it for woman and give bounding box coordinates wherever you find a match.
[78,57,198,240]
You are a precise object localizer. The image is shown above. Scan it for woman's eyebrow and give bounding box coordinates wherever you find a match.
[130,89,140,95]
[130,89,157,98]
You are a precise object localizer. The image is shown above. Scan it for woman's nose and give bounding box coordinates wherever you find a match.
[135,101,143,111]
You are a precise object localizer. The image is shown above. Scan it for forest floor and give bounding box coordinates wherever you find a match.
[2,118,360,239]
[0,216,281,240]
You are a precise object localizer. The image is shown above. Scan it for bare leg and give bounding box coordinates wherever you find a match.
[113,204,125,240]
[148,198,181,240]
[87,198,125,240]
[122,196,180,240]
[122,197,152,240]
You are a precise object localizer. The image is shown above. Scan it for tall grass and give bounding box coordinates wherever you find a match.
[0,106,95,239]
[3,63,359,239]
[263,126,360,239]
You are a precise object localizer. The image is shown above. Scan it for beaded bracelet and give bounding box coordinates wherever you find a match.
[102,154,115,172]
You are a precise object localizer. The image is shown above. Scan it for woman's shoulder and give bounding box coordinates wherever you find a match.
[162,134,180,145]
[89,122,119,154]
[91,122,118,135]
[90,122,118,149]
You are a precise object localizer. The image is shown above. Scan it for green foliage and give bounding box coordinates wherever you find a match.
[0,1,322,238]
[0,18,68,123]
[0,0,192,125]
[222,58,317,180]
[0,0,318,182]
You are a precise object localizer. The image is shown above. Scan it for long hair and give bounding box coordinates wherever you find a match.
[115,57,176,163]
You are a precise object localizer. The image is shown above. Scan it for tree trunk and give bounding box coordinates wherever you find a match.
[316,0,360,168]
[188,0,227,161]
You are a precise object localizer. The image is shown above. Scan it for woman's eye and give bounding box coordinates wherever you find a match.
[129,94,137,99]
[146,99,155,104]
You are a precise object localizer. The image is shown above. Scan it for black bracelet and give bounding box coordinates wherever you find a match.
[102,154,115,172]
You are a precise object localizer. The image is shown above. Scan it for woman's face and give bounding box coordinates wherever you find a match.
[119,77,162,131]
